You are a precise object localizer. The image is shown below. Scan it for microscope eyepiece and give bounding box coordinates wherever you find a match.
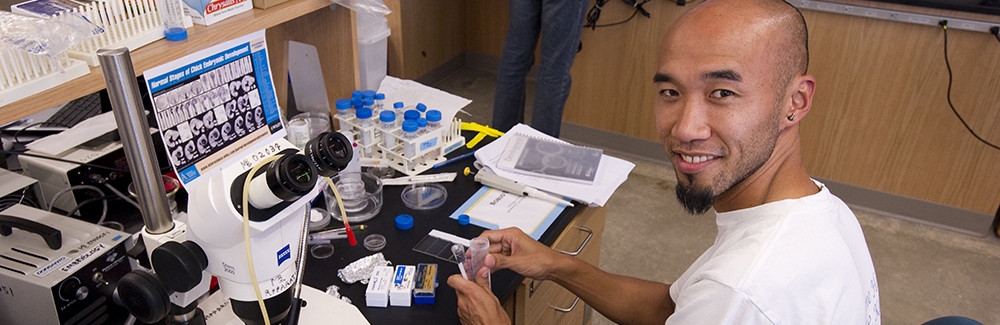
[305,132,353,177]
[248,154,318,209]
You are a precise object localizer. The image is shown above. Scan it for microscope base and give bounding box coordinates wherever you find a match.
[201,286,370,325]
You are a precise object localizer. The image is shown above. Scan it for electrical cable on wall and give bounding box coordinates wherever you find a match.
[939,21,1000,151]
[585,0,651,29]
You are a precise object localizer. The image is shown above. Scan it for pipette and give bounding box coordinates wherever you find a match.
[464,168,574,207]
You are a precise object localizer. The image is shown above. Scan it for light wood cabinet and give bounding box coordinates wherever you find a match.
[503,206,606,325]
[0,0,359,126]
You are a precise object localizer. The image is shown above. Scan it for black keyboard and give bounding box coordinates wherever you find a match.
[46,93,102,128]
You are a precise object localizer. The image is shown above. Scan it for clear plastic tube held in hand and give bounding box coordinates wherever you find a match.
[463,237,491,287]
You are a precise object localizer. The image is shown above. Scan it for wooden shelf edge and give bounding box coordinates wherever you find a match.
[0,0,333,126]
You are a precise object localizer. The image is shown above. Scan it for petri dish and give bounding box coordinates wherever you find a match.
[364,234,386,252]
[400,183,448,210]
[325,172,383,223]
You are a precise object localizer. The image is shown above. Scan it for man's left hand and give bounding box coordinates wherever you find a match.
[448,267,511,325]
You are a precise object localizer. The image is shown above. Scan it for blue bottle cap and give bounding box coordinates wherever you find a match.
[351,98,363,108]
[401,120,418,132]
[393,102,404,109]
[164,27,187,41]
[361,90,376,100]
[426,110,442,122]
[417,118,427,128]
[335,98,351,110]
[404,110,420,121]
[395,214,414,230]
[379,110,396,122]
[363,98,374,106]
[375,93,386,100]
[458,214,470,225]
[355,108,372,119]
[352,90,363,99]
[416,103,427,112]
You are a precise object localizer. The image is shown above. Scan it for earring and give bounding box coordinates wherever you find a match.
[786,113,795,121]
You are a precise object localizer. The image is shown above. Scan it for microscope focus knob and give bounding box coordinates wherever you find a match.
[118,271,171,323]
[151,241,209,293]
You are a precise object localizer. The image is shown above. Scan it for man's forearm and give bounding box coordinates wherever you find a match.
[549,254,674,325]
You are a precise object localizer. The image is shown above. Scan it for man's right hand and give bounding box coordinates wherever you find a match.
[479,227,564,280]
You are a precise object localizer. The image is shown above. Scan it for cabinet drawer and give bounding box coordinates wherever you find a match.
[506,207,606,325]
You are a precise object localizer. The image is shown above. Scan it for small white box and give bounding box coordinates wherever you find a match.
[183,0,253,26]
[390,265,416,307]
[365,266,394,308]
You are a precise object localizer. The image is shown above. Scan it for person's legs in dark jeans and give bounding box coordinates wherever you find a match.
[492,0,542,133]
[530,0,587,137]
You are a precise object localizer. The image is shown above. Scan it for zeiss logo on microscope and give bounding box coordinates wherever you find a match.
[276,244,291,266]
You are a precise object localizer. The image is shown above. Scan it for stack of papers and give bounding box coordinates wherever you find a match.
[475,124,634,206]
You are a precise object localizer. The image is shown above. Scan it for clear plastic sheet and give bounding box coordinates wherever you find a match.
[0,11,102,58]
[337,252,391,284]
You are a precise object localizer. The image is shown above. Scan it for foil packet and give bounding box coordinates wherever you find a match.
[338,252,391,284]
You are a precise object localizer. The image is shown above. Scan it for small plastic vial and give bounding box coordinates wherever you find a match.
[351,97,363,111]
[374,93,385,112]
[156,0,187,41]
[416,117,428,135]
[356,108,374,155]
[363,97,375,111]
[335,98,352,118]
[465,237,491,285]
[380,111,396,148]
[426,110,442,131]
[401,120,419,158]
[352,90,363,100]
[404,110,420,122]
[416,103,427,113]
[361,90,376,102]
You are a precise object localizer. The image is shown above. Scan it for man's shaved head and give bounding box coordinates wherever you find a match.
[654,0,818,214]
[674,0,809,89]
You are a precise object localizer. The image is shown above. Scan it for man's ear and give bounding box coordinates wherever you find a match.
[784,75,816,126]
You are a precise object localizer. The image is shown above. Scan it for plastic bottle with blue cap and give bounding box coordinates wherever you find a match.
[380,111,397,148]
[416,103,427,113]
[356,108,374,155]
[404,110,420,122]
[375,93,386,112]
[416,118,428,135]
[351,97,364,111]
[361,90,376,101]
[426,110,442,131]
[335,98,353,118]
[352,90,364,100]
[401,120,419,158]
[363,97,375,112]
[157,0,187,41]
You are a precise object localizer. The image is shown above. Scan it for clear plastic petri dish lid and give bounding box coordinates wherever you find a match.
[400,183,448,210]
[325,172,383,223]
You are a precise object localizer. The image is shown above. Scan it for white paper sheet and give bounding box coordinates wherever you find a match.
[474,124,635,206]
[376,76,472,131]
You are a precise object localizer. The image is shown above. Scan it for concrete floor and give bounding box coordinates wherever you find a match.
[429,67,1000,325]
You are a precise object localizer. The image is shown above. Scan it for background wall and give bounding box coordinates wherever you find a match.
[454,0,1000,216]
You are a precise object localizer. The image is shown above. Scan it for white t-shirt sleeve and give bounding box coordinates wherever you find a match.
[667,279,774,325]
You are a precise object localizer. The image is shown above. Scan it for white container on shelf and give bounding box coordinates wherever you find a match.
[356,12,391,91]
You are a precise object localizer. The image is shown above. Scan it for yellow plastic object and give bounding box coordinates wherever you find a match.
[460,122,504,148]
[466,132,488,149]
[460,122,504,137]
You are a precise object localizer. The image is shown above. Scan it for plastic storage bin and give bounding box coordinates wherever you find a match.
[357,12,391,91]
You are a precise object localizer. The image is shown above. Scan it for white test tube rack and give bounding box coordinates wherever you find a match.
[50,0,193,66]
[0,49,89,107]
[335,114,466,176]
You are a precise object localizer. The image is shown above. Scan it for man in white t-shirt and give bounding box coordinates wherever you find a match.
[447,0,881,324]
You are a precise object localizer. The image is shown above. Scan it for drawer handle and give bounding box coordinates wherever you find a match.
[529,279,544,297]
[549,297,581,313]
[530,226,594,297]
[557,226,593,256]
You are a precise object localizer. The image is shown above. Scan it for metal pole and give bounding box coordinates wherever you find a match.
[97,47,174,234]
